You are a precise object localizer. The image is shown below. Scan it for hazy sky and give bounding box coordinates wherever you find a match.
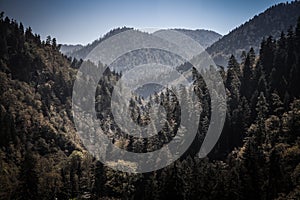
[0,0,291,45]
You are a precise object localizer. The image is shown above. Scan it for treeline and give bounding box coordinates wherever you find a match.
[0,13,87,200]
[92,17,300,200]
[0,12,300,200]
[207,1,300,66]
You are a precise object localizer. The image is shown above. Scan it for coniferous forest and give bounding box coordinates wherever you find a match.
[0,2,300,200]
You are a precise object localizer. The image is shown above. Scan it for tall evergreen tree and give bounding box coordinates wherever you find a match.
[260,36,275,76]
[241,52,254,99]
[18,150,39,200]
[46,35,51,45]
[226,55,241,110]
[255,92,269,144]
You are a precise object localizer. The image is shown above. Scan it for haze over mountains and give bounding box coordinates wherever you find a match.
[61,1,300,67]
[59,44,83,55]
[171,29,222,49]
[61,28,221,61]
[1,1,300,199]
[207,1,300,66]
[61,27,133,59]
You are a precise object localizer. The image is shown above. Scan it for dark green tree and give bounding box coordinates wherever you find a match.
[18,150,39,200]
[93,161,106,198]
[46,35,51,45]
[52,37,57,49]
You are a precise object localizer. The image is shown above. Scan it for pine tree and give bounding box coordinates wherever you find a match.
[226,55,241,110]
[238,96,251,135]
[143,172,160,200]
[254,63,269,97]
[260,36,275,76]
[270,32,287,97]
[52,37,57,49]
[93,161,106,198]
[25,27,33,41]
[286,27,296,79]
[241,137,266,200]
[271,92,284,115]
[248,47,256,66]
[240,50,247,65]
[46,35,51,45]
[228,54,241,77]
[295,16,300,52]
[241,52,254,99]
[267,145,283,199]
[255,92,269,144]
[18,150,39,200]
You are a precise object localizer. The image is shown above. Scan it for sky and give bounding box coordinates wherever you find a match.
[0,0,292,45]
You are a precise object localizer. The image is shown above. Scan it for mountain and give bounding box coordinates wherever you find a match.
[0,15,88,199]
[172,29,222,49]
[1,5,300,200]
[60,44,83,55]
[68,27,221,60]
[206,1,300,66]
[66,27,133,59]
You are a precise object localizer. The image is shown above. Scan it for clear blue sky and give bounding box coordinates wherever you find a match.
[0,0,291,45]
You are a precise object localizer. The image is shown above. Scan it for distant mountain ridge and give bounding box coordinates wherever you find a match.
[67,27,221,60]
[1,3,300,199]
[172,29,221,49]
[62,1,300,67]
[206,1,300,66]
[64,27,133,59]
[60,44,83,55]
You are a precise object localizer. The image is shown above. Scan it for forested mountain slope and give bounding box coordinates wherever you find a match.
[65,27,133,60]
[0,12,300,200]
[60,44,83,55]
[168,29,221,49]
[67,28,221,61]
[206,1,300,66]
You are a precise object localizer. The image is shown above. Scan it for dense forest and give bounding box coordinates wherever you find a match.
[207,1,300,66]
[0,9,300,200]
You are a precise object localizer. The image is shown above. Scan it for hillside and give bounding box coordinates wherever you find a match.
[0,9,300,200]
[172,29,221,49]
[66,27,133,59]
[60,44,83,55]
[0,15,88,199]
[67,28,221,60]
[206,1,300,66]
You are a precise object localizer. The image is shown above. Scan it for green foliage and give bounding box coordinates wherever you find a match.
[0,12,300,200]
[207,1,300,66]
